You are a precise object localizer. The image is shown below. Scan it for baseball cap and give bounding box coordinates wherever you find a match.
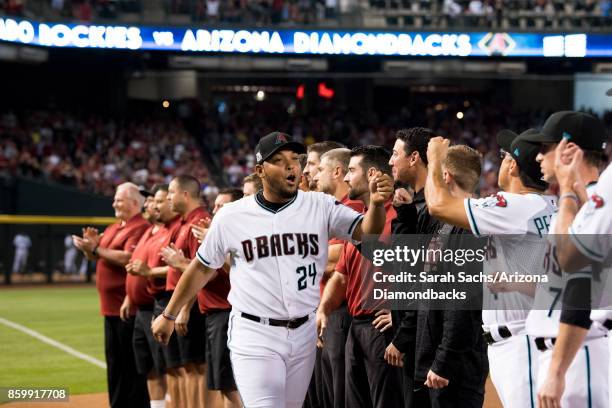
[497,128,548,189]
[255,132,306,165]
[519,111,607,152]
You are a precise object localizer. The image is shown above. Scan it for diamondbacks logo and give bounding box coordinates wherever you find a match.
[478,33,516,56]
[591,194,604,209]
[477,194,508,208]
[275,133,288,144]
[495,194,508,207]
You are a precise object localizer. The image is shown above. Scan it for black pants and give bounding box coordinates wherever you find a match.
[320,304,351,408]
[413,383,484,408]
[345,316,404,408]
[104,316,149,408]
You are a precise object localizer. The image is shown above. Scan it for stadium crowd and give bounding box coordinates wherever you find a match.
[3,0,610,27]
[0,110,216,197]
[2,105,611,200]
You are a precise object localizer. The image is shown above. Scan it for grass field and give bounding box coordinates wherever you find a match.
[0,285,503,408]
[0,286,107,395]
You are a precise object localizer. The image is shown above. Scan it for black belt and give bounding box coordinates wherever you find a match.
[535,337,556,352]
[240,312,309,329]
[604,319,612,330]
[483,326,512,344]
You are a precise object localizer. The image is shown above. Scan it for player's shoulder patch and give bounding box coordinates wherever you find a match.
[474,193,508,208]
[591,194,605,209]
[579,193,605,221]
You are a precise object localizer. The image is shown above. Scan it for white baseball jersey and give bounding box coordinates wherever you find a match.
[464,192,557,330]
[196,190,363,320]
[526,181,611,339]
[569,164,612,327]
[569,163,612,264]
[13,234,32,251]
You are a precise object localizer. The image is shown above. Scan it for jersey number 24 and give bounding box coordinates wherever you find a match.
[296,263,317,291]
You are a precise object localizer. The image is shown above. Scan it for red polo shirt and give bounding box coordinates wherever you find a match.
[321,195,365,295]
[197,266,231,314]
[335,201,396,317]
[166,207,210,291]
[146,216,182,296]
[126,225,157,308]
[96,214,149,316]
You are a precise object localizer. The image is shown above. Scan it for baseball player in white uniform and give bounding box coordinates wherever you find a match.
[64,234,79,275]
[152,132,393,408]
[567,163,612,408]
[517,112,610,408]
[12,233,31,275]
[425,132,557,408]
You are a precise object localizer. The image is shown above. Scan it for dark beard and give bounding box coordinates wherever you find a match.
[348,188,360,200]
[277,185,298,200]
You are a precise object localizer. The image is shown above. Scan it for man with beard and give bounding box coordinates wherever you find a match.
[153,132,393,408]
[317,145,403,408]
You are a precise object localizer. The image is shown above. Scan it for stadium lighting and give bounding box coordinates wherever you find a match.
[456,111,464,119]
[162,100,170,108]
[256,90,265,101]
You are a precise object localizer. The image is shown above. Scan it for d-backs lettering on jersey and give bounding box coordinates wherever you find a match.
[241,233,320,262]
[196,191,363,320]
[465,192,557,329]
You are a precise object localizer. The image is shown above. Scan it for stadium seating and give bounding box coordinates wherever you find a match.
[4,103,608,199]
[4,0,610,30]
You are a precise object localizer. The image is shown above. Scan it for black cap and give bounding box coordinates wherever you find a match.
[255,132,306,164]
[497,128,548,190]
[138,186,153,198]
[519,111,607,152]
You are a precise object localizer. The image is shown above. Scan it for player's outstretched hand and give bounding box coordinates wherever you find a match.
[152,314,174,345]
[426,136,450,164]
[372,309,392,332]
[369,171,394,206]
[384,342,404,367]
[537,371,564,408]
[425,369,449,389]
[315,310,327,349]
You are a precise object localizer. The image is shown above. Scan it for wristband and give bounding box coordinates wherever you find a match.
[92,245,99,256]
[162,310,177,321]
[559,193,579,205]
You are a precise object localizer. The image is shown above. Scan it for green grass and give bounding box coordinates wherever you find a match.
[0,287,107,395]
